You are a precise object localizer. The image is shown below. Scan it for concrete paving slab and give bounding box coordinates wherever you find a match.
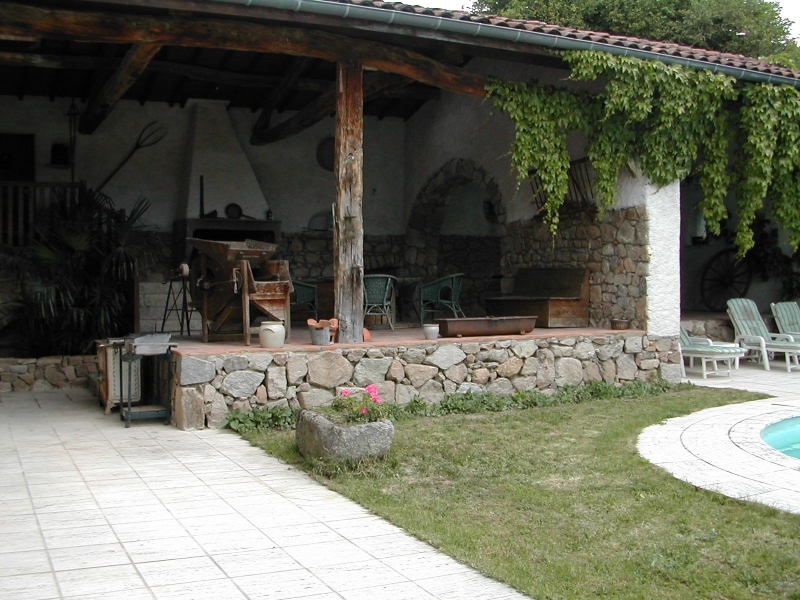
[0,388,528,599]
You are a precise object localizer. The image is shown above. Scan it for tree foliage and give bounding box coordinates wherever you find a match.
[486,51,800,256]
[474,0,795,59]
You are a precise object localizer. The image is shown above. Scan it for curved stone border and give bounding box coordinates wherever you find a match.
[638,397,800,514]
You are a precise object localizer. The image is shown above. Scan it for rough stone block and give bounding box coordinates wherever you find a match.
[511,376,538,392]
[555,357,583,387]
[204,386,228,429]
[286,355,308,385]
[659,363,683,384]
[353,358,393,386]
[298,387,335,409]
[307,352,353,388]
[267,365,288,399]
[418,379,445,404]
[173,387,205,431]
[387,360,405,382]
[245,352,274,372]
[496,357,523,378]
[624,336,643,354]
[404,364,438,388]
[395,384,418,405]
[457,382,484,394]
[487,377,514,396]
[444,363,467,384]
[223,355,249,372]
[221,370,265,399]
[471,368,490,385]
[296,410,394,462]
[424,346,467,371]
[616,354,638,380]
[179,356,216,386]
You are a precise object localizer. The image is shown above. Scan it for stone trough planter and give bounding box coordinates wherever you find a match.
[295,409,394,462]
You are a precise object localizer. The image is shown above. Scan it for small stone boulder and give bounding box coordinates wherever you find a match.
[295,410,394,462]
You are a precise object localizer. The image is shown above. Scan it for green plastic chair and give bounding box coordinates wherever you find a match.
[727,298,800,372]
[291,280,318,322]
[771,301,800,337]
[679,326,746,379]
[419,273,466,325]
[364,274,397,331]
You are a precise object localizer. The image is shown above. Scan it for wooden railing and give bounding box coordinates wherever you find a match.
[0,182,81,247]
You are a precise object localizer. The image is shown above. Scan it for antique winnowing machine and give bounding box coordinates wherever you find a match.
[187,238,293,344]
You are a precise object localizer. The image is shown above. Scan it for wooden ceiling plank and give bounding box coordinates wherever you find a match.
[251,55,312,137]
[79,42,162,133]
[251,72,409,145]
[1,3,488,99]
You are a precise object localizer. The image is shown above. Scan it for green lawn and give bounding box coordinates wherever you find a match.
[245,387,800,599]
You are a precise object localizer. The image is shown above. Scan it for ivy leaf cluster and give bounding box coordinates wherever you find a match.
[486,50,800,255]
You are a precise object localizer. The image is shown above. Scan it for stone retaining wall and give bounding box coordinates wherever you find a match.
[0,355,98,393]
[172,333,682,430]
[502,207,648,329]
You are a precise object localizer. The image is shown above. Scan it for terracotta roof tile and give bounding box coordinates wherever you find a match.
[317,0,800,81]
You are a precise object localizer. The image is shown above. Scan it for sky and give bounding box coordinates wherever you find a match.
[419,0,800,41]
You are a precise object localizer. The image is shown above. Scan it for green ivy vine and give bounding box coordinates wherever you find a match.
[486,50,800,255]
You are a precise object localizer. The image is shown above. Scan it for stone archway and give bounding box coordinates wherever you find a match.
[404,158,505,278]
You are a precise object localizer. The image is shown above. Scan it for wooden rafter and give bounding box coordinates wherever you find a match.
[251,72,409,145]
[251,56,312,136]
[79,42,162,133]
[1,3,488,99]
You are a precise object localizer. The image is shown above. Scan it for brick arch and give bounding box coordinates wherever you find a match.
[404,159,505,277]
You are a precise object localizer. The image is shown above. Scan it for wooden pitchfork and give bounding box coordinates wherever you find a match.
[97,121,168,191]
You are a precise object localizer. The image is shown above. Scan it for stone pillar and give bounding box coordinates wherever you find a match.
[615,167,681,337]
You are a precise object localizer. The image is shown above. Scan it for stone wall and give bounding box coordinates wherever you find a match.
[502,207,648,329]
[437,235,501,316]
[172,333,681,430]
[279,233,407,280]
[0,355,98,393]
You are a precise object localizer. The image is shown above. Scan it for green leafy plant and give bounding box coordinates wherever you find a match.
[331,384,393,423]
[0,184,159,356]
[486,50,800,256]
[221,404,297,432]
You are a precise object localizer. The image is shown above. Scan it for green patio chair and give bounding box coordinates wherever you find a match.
[364,274,397,331]
[679,326,747,379]
[291,280,318,322]
[771,301,800,337]
[727,298,800,372]
[419,273,466,326]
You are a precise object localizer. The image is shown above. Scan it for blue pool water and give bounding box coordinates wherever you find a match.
[761,417,800,459]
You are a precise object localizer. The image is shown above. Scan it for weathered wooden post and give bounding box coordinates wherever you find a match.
[333,59,365,343]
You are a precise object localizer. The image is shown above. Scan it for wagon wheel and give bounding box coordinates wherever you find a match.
[700,248,753,312]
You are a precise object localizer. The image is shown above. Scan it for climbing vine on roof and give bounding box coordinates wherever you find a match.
[486,50,800,253]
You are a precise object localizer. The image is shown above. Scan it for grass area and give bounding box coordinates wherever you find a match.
[244,387,800,599]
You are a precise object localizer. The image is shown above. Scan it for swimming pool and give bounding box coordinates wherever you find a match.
[761,416,800,459]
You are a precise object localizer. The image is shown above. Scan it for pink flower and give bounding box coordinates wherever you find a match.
[373,397,382,403]
[339,389,351,397]
[365,384,378,394]
[360,407,368,414]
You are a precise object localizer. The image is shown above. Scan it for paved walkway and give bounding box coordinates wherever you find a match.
[639,359,800,514]
[0,389,527,600]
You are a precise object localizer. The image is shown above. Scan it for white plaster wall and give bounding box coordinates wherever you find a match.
[0,96,190,230]
[0,96,406,235]
[229,109,406,234]
[180,102,267,221]
[616,168,681,336]
[404,57,594,226]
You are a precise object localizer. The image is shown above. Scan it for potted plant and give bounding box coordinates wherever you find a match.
[295,384,394,462]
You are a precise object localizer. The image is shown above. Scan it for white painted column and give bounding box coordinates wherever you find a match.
[615,168,681,337]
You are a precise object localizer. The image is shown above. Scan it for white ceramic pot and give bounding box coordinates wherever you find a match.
[259,322,286,348]
[423,324,439,340]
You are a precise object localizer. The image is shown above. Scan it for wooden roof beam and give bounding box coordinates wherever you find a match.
[79,42,161,133]
[251,56,312,135]
[0,3,488,100]
[251,72,409,145]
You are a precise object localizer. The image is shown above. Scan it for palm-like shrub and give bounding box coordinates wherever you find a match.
[0,184,159,356]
